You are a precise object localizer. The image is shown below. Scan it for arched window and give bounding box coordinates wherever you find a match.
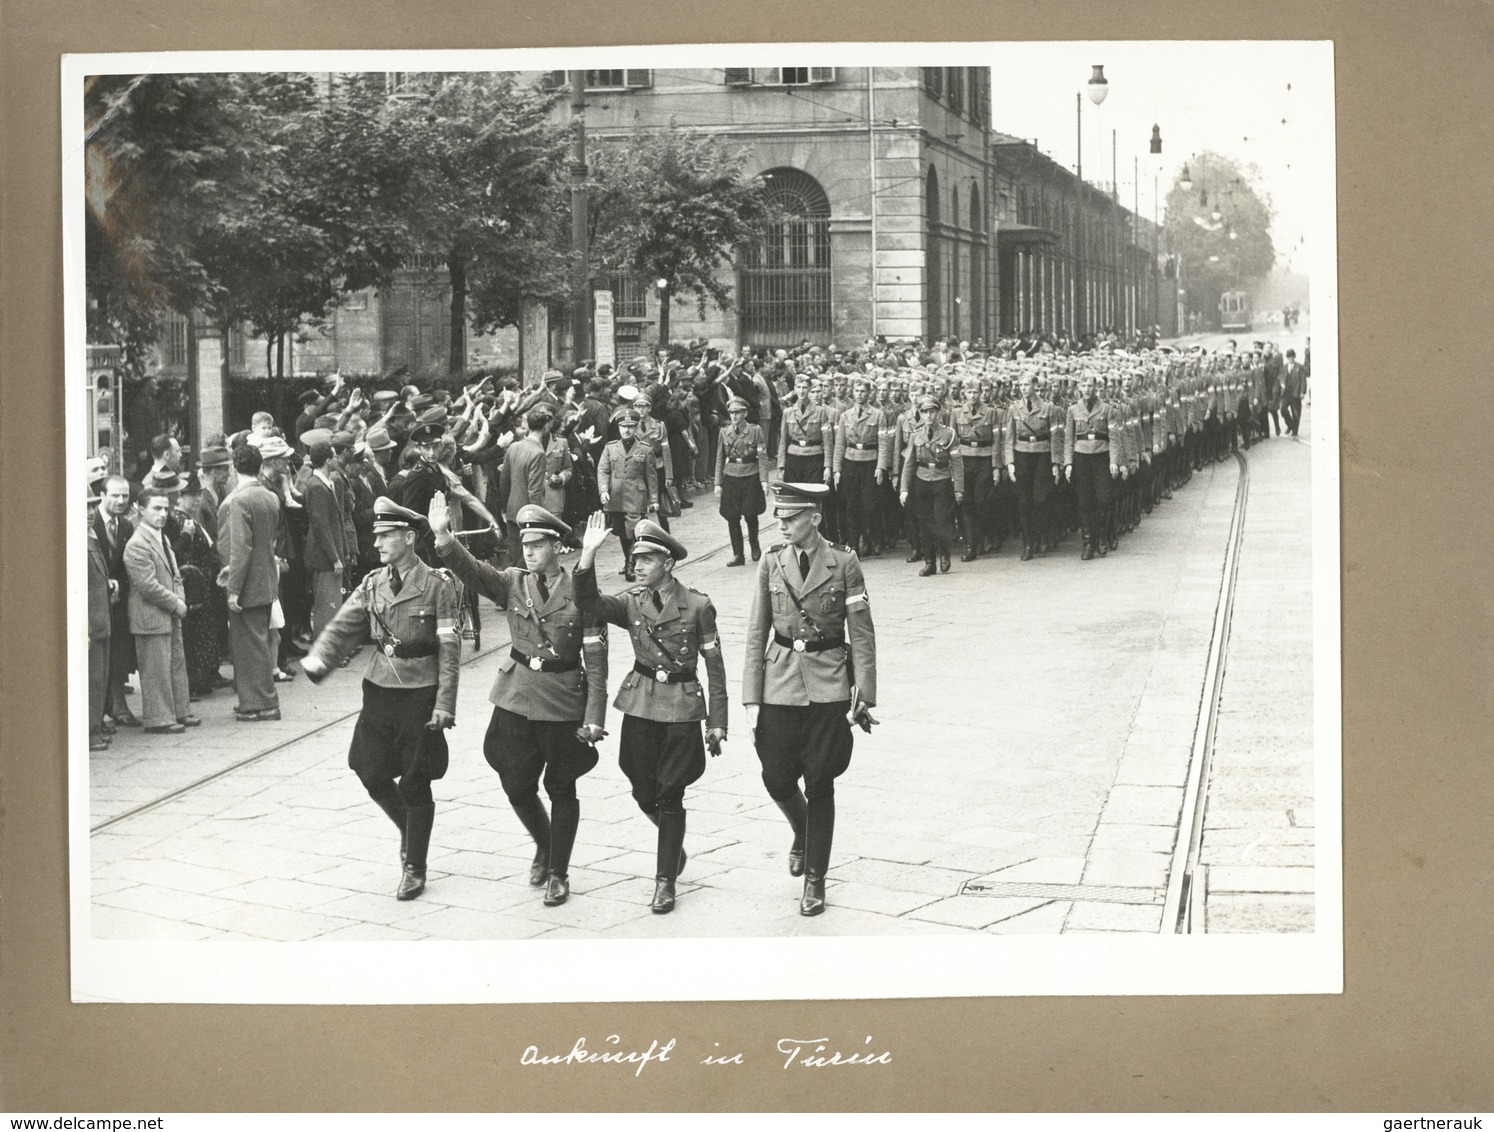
[739,167,832,346]
[926,166,941,341]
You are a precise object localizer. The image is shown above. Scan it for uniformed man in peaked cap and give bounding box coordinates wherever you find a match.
[574,515,728,915]
[302,497,460,901]
[742,482,878,916]
[429,495,608,908]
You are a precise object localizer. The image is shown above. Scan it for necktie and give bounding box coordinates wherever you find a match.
[652,590,663,613]
[537,575,550,604]
[389,566,402,595]
[799,551,810,581]
[107,518,117,548]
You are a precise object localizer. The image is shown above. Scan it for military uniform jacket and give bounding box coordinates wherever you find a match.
[573,565,727,730]
[597,438,658,515]
[714,422,770,486]
[1064,398,1125,463]
[779,403,837,467]
[742,536,877,708]
[833,404,892,475]
[952,404,1001,460]
[900,423,963,490]
[436,535,606,726]
[307,558,460,717]
[1003,398,1061,464]
[635,417,673,486]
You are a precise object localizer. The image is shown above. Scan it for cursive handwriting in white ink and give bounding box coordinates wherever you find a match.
[776,1035,893,1070]
[699,1041,744,1066]
[520,1034,676,1078]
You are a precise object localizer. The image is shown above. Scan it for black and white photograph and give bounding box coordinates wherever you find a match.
[64,42,1341,1003]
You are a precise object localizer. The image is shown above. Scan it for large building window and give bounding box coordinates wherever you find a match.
[946,68,964,114]
[739,167,832,347]
[162,310,189,367]
[606,272,648,319]
[923,67,943,99]
[542,70,652,91]
[725,67,835,86]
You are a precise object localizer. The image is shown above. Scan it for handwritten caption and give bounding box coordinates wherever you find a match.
[520,1034,892,1077]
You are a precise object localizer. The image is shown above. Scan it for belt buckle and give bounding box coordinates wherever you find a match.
[1088,432,1097,440]
[529,656,544,672]
[793,639,806,653]
[654,668,670,683]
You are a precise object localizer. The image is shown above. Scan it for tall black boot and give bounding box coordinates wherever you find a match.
[726,521,746,566]
[511,794,552,886]
[368,781,409,864]
[645,809,686,875]
[544,795,580,906]
[747,518,762,561]
[620,536,636,580]
[396,804,435,900]
[774,790,808,877]
[800,794,835,916]
[959,506,978,561]
[652,808,687,914]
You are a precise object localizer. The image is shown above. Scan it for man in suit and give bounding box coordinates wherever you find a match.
[596,411,659,582]
[303,438,348,637]
[125,489,200,734]
[1281,348,1307,436]
[86,487,115,751]
[93,474,140,727]
[431,496,608,908]
[742,482,878,916]
[218,444,283,722]
[574,515,728,915]
[498,407,552,564]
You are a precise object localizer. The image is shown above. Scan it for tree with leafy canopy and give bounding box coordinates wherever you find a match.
[1163,151,1276,329]
[586,128,781,349]
[367,72,571,374]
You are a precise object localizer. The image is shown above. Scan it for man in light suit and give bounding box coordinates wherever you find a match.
[218,444,283,722]
[742,482,878,916]
[125,488,200,734]
[498,407,553,565]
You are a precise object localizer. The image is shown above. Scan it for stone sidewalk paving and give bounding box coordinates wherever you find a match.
[90,433,1317,941]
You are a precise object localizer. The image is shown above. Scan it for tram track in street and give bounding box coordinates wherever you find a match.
[1160,447,1251,933]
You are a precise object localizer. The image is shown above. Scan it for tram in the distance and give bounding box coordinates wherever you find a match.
[1219,290,1252,333]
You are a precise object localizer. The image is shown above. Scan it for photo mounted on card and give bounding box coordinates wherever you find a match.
[64,41,1341,1004]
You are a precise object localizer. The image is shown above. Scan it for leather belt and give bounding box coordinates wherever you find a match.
[633,661,697,684]
[775,631,845,654]
[1086,431,1107,441]
[380,639,436,659]
[724,460,759,472]
[511,648,578,673]
[847,442,877,450]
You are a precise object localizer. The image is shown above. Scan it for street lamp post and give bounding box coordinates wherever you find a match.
[1075,65,1109,339]
[655,278,671,352]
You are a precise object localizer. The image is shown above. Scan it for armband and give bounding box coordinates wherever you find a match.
[846,592,870,607]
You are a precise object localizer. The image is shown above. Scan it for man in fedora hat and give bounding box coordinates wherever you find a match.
[575,514,728,915]
[429,494,608,907]
[742,482,878,916]
[302,496,460,901]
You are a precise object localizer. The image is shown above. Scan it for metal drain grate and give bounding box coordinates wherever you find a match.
[960,879,1164,905]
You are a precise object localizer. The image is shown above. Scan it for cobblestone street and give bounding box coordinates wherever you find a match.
[89,407,1317,943]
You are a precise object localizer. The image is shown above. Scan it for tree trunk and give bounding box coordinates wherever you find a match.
[447,253,467,377]
[276,331,285,380]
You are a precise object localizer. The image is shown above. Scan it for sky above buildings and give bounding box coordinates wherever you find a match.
[984,41,1334,272]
